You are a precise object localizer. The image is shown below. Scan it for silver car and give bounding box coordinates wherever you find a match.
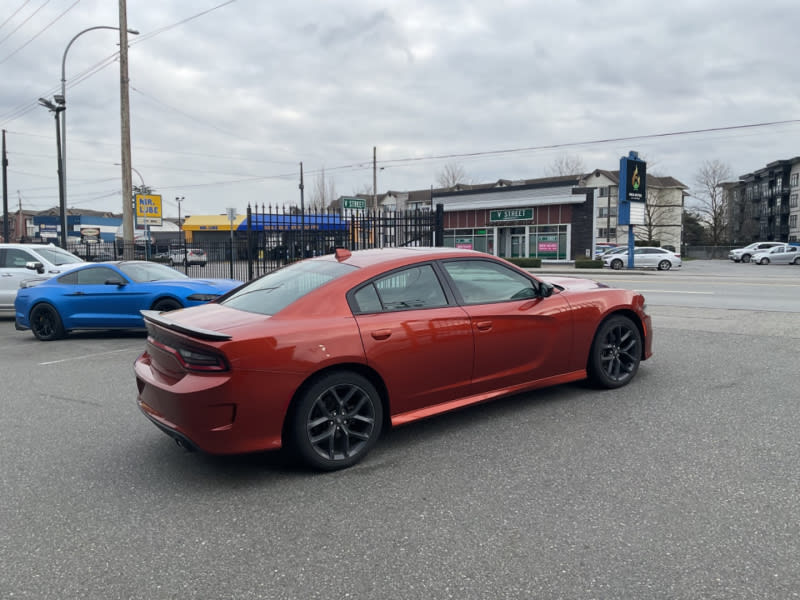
[603,246,682,271]
[0,244,86,316]
[750,244,800,265]
[728,241,784,263]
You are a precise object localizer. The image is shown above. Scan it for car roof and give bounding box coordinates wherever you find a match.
[313,246,489,269]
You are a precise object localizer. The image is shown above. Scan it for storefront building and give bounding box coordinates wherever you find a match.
[432,176,592,261]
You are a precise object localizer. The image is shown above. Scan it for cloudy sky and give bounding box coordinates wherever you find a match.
[2,0,799,221]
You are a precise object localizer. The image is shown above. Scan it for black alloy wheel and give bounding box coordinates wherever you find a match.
[152,298,182,312]
[291,371,383,471]
[30,304,66,341]
[587,315,642,389]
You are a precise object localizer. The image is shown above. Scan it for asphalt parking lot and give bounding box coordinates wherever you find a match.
[2,260,799,599]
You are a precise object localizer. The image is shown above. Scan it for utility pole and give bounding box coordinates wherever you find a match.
[118,0,135,254]
[299,162,305,258]
[372,146,377,210]
[2,130,8,242]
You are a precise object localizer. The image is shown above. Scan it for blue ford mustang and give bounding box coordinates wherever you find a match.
[14,261,242,341]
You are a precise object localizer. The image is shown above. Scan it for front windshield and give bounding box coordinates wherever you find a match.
[118,262,189,282]
[222,259,357,315]
[36,246,84,266]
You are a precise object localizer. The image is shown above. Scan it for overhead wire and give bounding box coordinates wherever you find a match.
[0,0,50,47]
[0,0,33,36]
[0,0,78,66]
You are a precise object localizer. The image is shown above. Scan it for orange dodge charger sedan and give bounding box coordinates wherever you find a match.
[135,247,652,470]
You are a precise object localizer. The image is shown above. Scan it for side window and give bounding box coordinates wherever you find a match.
[58,271,79,284]
[76,267,121,285]
[352,264,447,313]
[3,249,36,268]
[442,259,536,304]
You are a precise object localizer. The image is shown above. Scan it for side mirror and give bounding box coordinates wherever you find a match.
[26,261,45,274]
[539,282,554,298]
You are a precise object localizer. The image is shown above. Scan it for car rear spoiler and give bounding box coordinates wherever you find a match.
[140,310,232,341]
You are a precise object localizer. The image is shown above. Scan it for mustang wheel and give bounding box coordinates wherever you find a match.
[30,304,65,341]
[610,258,624,270]
[291,371,383,471]
[152,298,182,312]
[587,315,642,389]
[657,259,671,271]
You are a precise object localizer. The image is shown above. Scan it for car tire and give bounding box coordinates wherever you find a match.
[30,304,66,341]
[610,258,624,270]
[290,371,383,471]
[587,315,642,389]
[152,298,182,312]
[793,257,800,265]
[760,258,770,265]
[657,259,672,271]
[741,254,751,263]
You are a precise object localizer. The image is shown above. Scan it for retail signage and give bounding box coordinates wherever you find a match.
[135,194,163,226]
[343,197,366,210]
[618,151,646,226]
[490,208,533,222]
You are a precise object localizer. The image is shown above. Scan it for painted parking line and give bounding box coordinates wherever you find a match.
[39,346,140,366]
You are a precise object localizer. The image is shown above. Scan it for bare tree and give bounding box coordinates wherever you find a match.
[436,162,470,189]
[693,159,732,245]
[309,168,337,210]
[545,154,586,177]
[634,188,672,244]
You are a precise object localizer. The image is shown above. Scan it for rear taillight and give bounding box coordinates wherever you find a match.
[149,337,229,372]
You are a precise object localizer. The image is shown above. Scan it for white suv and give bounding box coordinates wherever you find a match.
[168,247,207,267]
[728,241,784,263]
[0,243,85,316]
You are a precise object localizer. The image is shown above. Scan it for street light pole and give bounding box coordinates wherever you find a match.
[38,97,67,247]
[60,26,139,228]
[175,196,184,255]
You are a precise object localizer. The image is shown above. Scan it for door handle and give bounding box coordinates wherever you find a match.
[475,321,492,331]
[370,329,392,340]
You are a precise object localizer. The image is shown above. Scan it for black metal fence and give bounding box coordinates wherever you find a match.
[67,204,443,282]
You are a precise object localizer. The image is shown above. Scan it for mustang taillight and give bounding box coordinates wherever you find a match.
[149,338,229,372]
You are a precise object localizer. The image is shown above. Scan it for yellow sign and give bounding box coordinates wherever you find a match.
[135,194,162,226]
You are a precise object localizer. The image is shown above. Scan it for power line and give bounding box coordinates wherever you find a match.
[0,0,49,47]
[0,0,33,35]
[0,0,80,66]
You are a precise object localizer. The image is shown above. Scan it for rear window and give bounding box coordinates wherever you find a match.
[221,259,356,315]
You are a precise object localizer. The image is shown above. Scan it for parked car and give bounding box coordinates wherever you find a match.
[728,241,784,263]
[750,244,800,265]
[603,247,682,271]
[0,243,86,316]
[169,248,207,267]
[135,247,653,471]
[14,261,242,340]
[597,246,627,259]
[594,243,618,258]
